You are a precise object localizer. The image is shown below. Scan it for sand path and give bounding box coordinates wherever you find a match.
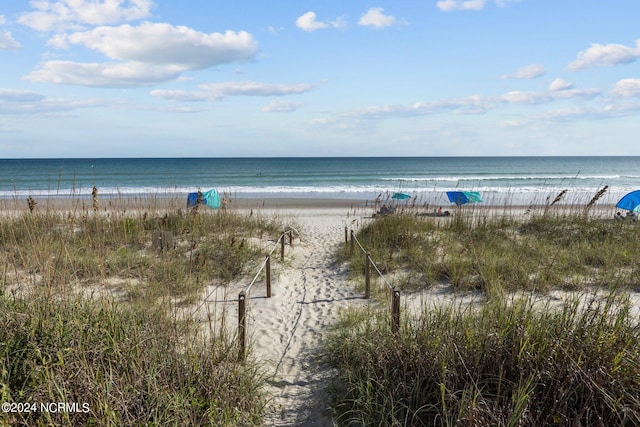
[187,207,367,425]
[191,206,471,425]
[249,209,365,426]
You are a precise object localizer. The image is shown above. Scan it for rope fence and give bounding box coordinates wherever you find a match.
[346,227,401,334]
[234,224,401,362]
[238,229,295,361]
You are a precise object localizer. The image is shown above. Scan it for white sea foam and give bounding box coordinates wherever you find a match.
[381,175,627,182]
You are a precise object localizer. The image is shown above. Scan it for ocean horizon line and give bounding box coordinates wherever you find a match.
[3,155,640,161]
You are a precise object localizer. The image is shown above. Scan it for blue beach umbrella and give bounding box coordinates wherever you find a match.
[446,191,483,206]
[616,190,640,213]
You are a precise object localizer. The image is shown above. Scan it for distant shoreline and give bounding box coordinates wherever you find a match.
[0,194,619,218]
[0,195,371,211]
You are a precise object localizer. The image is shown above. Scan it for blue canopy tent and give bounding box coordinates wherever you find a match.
[616,190,640,213]
[446,191,483,206]
[187,189,222,209]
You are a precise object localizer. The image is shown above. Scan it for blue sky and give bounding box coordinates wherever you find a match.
[1,0,640,158]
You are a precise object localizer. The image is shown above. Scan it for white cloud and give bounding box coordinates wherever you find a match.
[27,23,259,88]
[0,89,46,102]
[18,0,155,31]
[413,96,492,115]
[151,81,313,101]
[499,119,526,128]
[552,88,600,100]
[0,31,21,50]
[0,15,21,50]
[262,100,306,112]
[358,8,397,29]
[498,88,600,105]
[199,81,312,97]
[0,93,108,115]
[149,90,211,102]
[50,23,258,70]
[495,0,521,6]
[610,78,640,98]
[24,60,182,88]
[549,78,573,91]
[437,0,483,11]
[322,95,495,125]
[567,40,640,71]
[501,64,545,79]
[603,102,640,116]
[296,12,328,32]
[500,91,551,104]
[436,0,519,11]
[295,11,346,32]
[533,107,598,123]
[313,85,601,129]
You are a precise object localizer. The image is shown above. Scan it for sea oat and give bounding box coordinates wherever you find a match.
[585,185,608,209]
[549,189,567,207]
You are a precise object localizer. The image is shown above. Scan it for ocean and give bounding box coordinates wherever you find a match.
[1,157,639,207]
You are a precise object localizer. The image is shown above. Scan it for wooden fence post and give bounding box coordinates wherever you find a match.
[289,230,293,246]
[365,252,371,299]
[238,291,246,361]
[391,289,400,333]
[344,226,348,244]
[350,229,354,255]
[152,230,173,252]
[266,255,271,298]
[281,233,285,261]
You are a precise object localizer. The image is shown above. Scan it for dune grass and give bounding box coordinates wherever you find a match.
[0,198,282,426]
[1,200,281,303]
[0,294,265,426]
[326,292,640,426]
[328,207,640,426]
[340,207,640,296]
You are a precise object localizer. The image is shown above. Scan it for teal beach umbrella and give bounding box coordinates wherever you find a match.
[392,192,412,200]
[202,189,221,209]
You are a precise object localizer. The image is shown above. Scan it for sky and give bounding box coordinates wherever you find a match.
[1,0,640,158]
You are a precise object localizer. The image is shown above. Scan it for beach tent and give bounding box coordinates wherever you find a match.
[187,189,222,209]
[446,191,483,206]
[615,190,640,213]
